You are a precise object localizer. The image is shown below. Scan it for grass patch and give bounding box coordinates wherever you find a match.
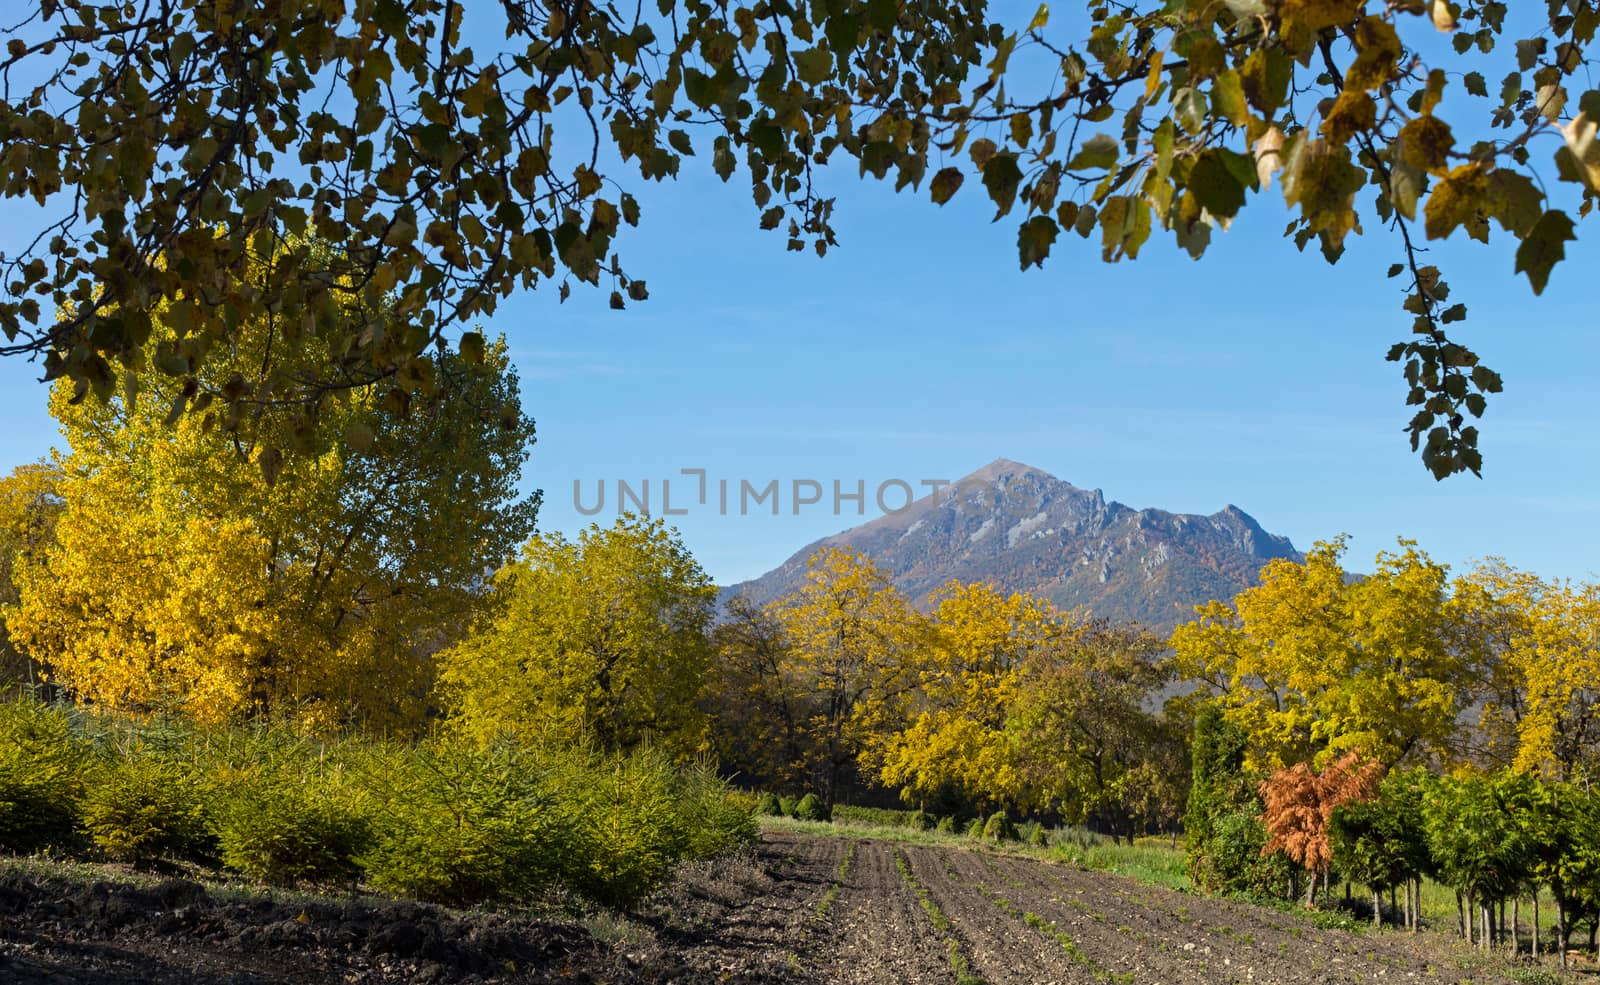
[1050,839,1190,892]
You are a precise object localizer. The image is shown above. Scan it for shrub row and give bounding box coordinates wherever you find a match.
[789,800,1061,848]
[0,700,756,908]
[828,804,921,829]
[756,791,829,821]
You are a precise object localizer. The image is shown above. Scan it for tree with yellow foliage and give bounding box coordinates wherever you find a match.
[772,549,928,805]
[0,463,62,691]
[1007,619,1179,841]
[1171,537,1468,770]
[438,516,716,757]
[1509,581,1600,780]
[7,296,537,732]
[1449,559,1551,768]
[875,582,1062,811]
[1454,562,1600,781]
[707,594,812,791]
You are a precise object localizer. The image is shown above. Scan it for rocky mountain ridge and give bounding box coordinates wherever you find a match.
[725,459,1300,631]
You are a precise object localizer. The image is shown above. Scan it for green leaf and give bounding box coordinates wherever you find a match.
[1010,113,1033,148]
[459,331,486,365]
[1188,149,1250,218]
[712,138,736,181]
[1017,216,1059,269]
[1485,170,1543,238]
[1211,70,1248,127]
[1514,209,1576,295]
[981,154,1024,218]
[345,421,376,454]
[1240,48,1291,114]
[866,0,898,32]
[1066,133,1118,171]
[825,14,861,62]
[794,47,833,85]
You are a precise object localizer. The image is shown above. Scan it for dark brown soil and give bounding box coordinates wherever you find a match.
[0,832,1529,984]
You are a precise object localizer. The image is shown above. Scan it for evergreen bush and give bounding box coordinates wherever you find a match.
[793,792,827,821]
[358,739,560,904]
[982,810,1017,842]
[674,763,759,860]
[559,747,689,908]
[0,700,93,853]
[80,756,211,864]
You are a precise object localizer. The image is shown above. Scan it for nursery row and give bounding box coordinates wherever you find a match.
[0,699,757,908]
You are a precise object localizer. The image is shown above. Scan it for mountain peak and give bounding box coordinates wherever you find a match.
[726,465,1301,632]
[965,458,1055,482]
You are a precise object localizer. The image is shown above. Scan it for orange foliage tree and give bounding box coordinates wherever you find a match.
[1260,752,1384,907]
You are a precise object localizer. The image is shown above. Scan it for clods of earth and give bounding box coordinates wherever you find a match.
[0,832,1524,983]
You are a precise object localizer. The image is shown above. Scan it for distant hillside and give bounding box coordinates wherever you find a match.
[725,459,1301,632]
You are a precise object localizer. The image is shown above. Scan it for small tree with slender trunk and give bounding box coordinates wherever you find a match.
[1260,752,1384,908]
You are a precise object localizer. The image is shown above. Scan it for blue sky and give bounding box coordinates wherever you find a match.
[4,10,1599,589]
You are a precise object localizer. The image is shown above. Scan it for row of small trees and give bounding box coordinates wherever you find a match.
[0,699,755,907]
[1187,705,1600,964]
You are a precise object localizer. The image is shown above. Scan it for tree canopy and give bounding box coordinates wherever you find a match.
[0,461,60,690]
[2,1,1595,476]
[1170,536,1470,769]
[4,289,538,731]
[438,514,718,755]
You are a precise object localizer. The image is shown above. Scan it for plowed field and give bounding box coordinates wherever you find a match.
[0,831,1523,984]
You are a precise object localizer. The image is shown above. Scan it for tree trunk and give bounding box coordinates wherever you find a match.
[1556,896,1568,970]
[1511,896,1519,956]
[1533,892,1540,958]
[1461,892,1470,945]
[1372,888,1382,929]
[1305,871,1318,909]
